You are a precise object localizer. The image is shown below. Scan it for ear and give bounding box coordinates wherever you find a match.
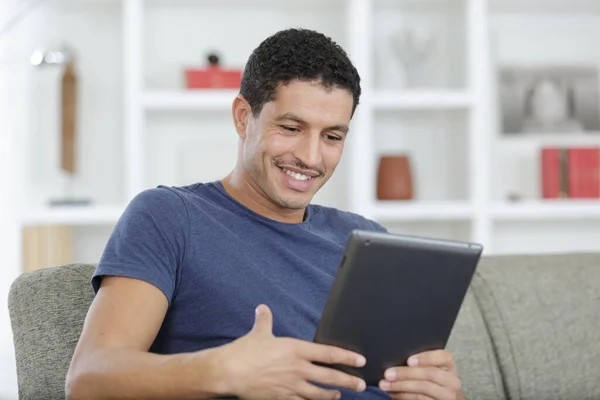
[232,94,252,139]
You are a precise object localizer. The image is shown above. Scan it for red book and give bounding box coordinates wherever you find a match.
[567,148,600,198]
[541,148,563,199]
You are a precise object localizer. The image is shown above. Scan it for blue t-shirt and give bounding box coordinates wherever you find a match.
[92,181,390,399]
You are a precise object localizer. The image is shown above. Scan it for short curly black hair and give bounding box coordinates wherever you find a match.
[240,28,361,118]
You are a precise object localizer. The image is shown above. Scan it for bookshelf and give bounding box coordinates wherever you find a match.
[12,0,600,267]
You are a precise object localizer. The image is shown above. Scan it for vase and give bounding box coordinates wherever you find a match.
[377,155,413,200]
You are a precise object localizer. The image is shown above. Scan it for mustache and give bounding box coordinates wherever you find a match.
[274,159,324,177]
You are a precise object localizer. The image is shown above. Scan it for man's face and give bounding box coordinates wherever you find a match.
[238,80,354,210]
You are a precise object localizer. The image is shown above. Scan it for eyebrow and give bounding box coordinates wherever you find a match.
[274,112,349,134]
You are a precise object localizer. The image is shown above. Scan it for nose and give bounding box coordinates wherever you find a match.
[295,131,323,168]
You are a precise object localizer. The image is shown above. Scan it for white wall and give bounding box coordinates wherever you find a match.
[1,0,26,396]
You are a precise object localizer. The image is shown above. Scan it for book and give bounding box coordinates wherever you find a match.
[541,148,567,199]
[567,148,600,198]
[541,147,600,199]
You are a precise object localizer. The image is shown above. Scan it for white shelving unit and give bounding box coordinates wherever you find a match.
[15,0,600,260]
[342,0,495,249]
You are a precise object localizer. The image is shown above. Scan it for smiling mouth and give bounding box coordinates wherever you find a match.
[280,167,316,181]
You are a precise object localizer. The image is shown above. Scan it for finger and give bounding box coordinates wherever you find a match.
[389,393,435,400]
[379,379,455,400]
[251,304,273,336]
[295,381,342,400]
[405,350,456,370]
[301,362,366,393]
[297,341,366,368]
[383,367,462,393]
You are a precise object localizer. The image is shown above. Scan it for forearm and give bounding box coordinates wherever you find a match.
[66,347,230,400]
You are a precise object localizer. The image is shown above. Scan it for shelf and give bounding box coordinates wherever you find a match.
[490,0,600,14]
[146,0,344,7]
[491,200,600,221]
[20,205,125,226]
[145,89,473,112]
[497,133,600,147]
[372,90,472,110]
[144,90,239,111]
[371,201,473,221]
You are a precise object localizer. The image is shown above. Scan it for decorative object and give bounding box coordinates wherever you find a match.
[388,27,436,88]
[185,53,242,89]
[506,192,524,202]
[499,66,600,135]
[31,40,91,206]
[376,154,414,200]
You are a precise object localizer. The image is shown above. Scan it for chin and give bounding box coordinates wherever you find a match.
[275,192,314,210]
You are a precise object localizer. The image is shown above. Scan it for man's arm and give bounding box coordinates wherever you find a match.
[66,277,369,400]
[65,276,229,400]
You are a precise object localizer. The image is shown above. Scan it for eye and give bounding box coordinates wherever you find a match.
[324,133,343,142]
[281,125,300,133]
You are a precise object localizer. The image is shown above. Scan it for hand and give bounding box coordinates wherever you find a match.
[378,350,463,400]
[214,304,367,400]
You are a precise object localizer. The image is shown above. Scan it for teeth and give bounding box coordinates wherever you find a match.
[283,168,312,181]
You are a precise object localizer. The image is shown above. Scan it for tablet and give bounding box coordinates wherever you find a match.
[313,229,483,387]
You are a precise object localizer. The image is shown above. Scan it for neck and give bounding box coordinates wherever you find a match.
[221,168,306,224]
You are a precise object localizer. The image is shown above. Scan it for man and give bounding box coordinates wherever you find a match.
[65,28,464,400]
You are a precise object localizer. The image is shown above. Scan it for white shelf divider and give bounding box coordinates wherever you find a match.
[371,201,474,221]
[372,90,473,110]
[491,201,600,221]
[20,205,125,226]
[123,0,145,201]
[143,90,238,111]
[346,0,375,219]
[467,0,494,249]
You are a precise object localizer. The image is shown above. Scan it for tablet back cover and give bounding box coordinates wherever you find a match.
[314,230,483,386]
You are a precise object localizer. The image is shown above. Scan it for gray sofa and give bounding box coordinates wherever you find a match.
[7,253,600,400]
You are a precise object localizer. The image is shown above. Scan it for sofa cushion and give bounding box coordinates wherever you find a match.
[446,288,507,400]
[472,253,600,400]
[8,263,96,400]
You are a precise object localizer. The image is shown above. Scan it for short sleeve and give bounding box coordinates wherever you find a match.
[91,187,189,305]
[367,219,388,233]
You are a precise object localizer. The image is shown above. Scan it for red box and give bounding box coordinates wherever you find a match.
[185,66,242,89]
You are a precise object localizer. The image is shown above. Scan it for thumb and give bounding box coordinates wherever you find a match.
[251,304,273,336]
